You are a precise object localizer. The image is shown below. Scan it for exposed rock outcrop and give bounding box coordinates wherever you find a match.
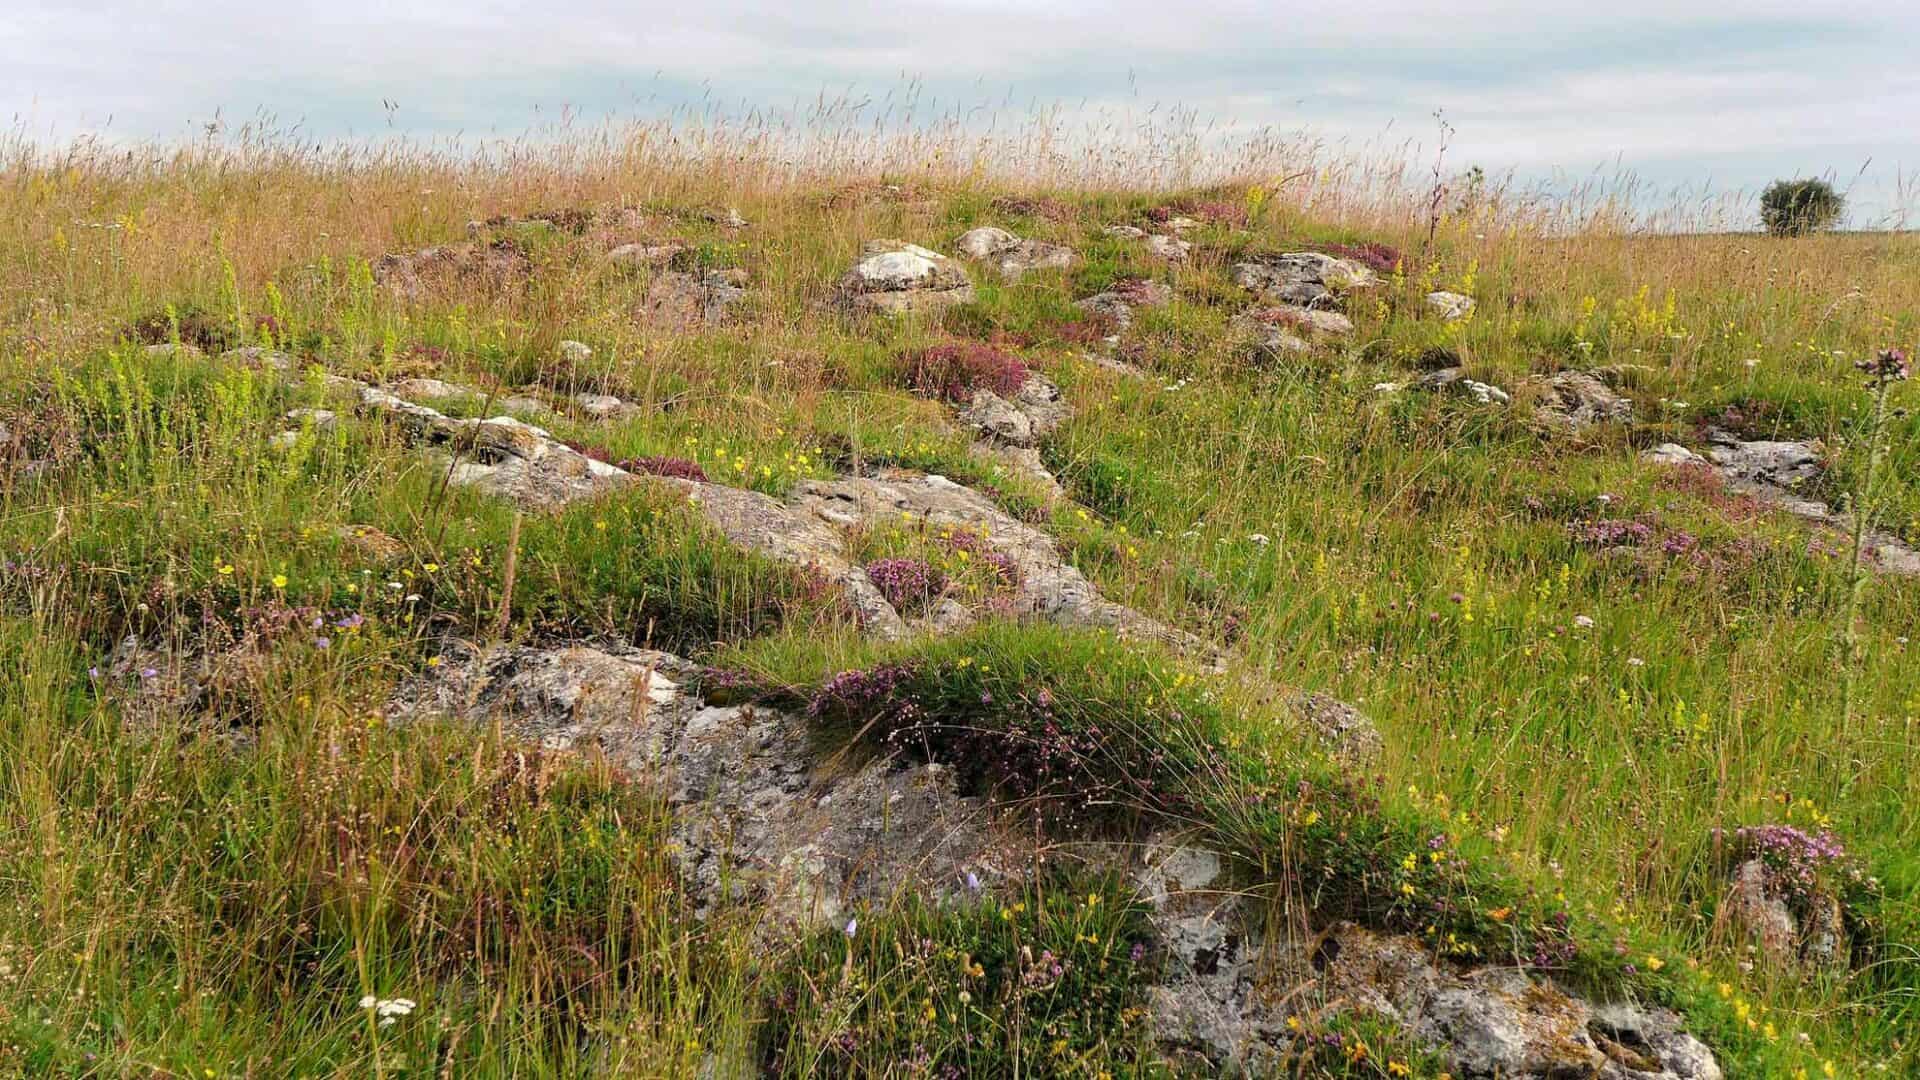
[1525,371,1633,430]
[1288,691,1383,761]
[791,473,1213,658]
[1234,305,1354,361]
[1137,837,1722,1079]
[1641,431,1920,575]
[838,240,976,316]
[1232,252,1374,308]
[1416,367,1512,405]
[390,642,1016,929]
[1426,291,1476,320]
[605,242,690,269]
[953,226,1075,279]
[958,374,1071,501]
[1144,234,1192,262]
[357,386,631,511]
[1075,280,1173,331]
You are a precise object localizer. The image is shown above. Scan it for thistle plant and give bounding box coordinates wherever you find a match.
[1841,346,1911,731]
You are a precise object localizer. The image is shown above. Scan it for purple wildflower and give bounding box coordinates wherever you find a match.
[864,558,946,614]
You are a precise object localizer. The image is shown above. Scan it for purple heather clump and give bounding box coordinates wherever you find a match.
[865,557,946,613]
[615,455,709,482]
[901,343,1030,404]
[1733,824,1848,899]
[1661,530,1700,557]
[809,662,918,719]
[1569,517,1655,548]
[939,529,1021,588]
[1320,241,1403,275]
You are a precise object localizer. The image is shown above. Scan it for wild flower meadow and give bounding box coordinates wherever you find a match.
[0,109,1913,1076]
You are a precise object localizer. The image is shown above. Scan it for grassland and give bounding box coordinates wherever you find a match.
[0,120,1915,1077]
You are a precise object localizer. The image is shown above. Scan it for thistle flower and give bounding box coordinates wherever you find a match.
[1856,347,1911,384]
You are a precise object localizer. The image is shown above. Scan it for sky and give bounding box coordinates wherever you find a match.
[7,1,1917,225]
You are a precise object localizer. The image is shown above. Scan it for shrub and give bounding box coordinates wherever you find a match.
[1759,178,1844,236]
[899,343,1030,404]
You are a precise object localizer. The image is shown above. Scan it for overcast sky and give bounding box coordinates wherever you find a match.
[7,1,1916,224]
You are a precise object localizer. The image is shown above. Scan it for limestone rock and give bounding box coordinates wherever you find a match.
[357,386,632,511]
[574,391,639,421]
[838,240,976,316]
[654,477,909,641]
[1075,280,1173,331]
[1236,305,1353,342]
[1418,368,1512,406]
[1144,234,1192,262]
[1641,443,1703,467]
[959,389,1035,446]
[1526,371,1633,430]
[1289,690,1383,760]
[390,642,1016,929]
[1706,436,1822,489]
[953,226,1075,279]
[1102,224,1148,240]
[1721,858,1850,974]
[605,242,689,269]
[1643,432,1920,577]
[792,473,1213,659]
[498,394,552,418]
[959,375,1068,449]
[1232,252,1374,307]
[951,374,1070,500]
[1427,291,1476,320]
[1135,835,1723,1078]
[390,377,474,403]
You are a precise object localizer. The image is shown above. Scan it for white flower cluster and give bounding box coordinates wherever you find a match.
[358,995,418,1028]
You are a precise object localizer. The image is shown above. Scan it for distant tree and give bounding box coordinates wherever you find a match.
[1760,178,1845,236]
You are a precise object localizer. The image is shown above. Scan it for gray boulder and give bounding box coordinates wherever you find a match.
[357,386,632,511]
[1641,443,1703,467]
[1427,291,1476,320]
[1232,252,1374,307]
[838,240,976,316]
[1143,234,1192,262]
[953,226,1075,278]
[605,242,689,269]
[1526,371,1633,430]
